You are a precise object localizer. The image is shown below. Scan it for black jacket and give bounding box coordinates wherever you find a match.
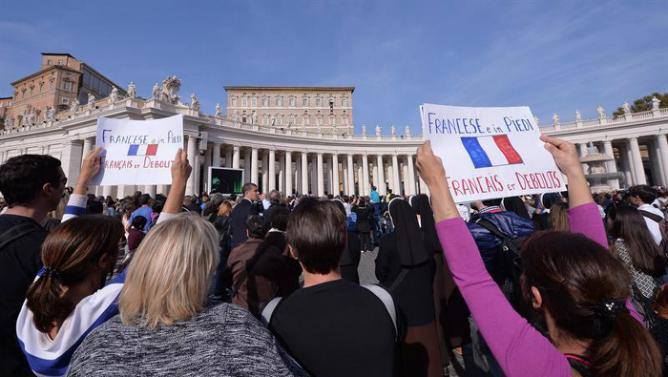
[229,199,258,250]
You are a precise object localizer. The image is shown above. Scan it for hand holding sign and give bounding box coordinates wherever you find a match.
[74,147,103,195]
[540,135,581,177]
[163,149,192,214]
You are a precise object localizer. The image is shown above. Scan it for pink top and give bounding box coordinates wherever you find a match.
[435,202,640,377]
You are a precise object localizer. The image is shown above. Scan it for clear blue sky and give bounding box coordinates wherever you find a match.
[1,1,666,134]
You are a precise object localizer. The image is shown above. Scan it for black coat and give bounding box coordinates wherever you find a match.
[354,206,372,233]
[229,199,258,249]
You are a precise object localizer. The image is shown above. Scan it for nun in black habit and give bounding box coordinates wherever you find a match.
[375,197,442,377]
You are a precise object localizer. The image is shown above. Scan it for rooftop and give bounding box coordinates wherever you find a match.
[41,52,77,59]
[224,86,355,93]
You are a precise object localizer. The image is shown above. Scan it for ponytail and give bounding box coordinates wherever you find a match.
[26,270,76,333]
[589,310,662,377]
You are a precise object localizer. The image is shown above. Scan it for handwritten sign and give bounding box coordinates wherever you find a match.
[92,115,183,186]
[420,104,566,203]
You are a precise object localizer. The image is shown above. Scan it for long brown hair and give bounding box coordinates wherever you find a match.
[608,205,666,277]
[548,202,570,231]
[521,231,662,377]
[26,216,124,333]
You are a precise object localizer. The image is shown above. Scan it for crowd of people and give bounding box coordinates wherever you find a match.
[1,136,668,376]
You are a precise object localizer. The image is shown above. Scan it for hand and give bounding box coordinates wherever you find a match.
[540,135,583,178]
[416,141,447,189]
[79,147,103,185]
[171,149,192,186]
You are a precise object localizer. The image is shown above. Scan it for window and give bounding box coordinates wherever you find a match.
[342,98,348,107]
[262,97,269,107]
[63,81,73,92]
[289,97,296,107]
[316,97,321,107]
[263,114,270,125]
[57,60,63,65]
[289,115,295,125]
[47,59,52,65]
[251,96,257,107]
[302,96,308,106]
[276,96,283,107]
[61,97,69,104]
[242,116,247,123]
[231,97,237,107]
[242,97,248,107]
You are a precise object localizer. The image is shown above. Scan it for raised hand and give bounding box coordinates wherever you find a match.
[540,135,583,178]
[163,149,192,214]
[416,141,458,221]
[75,147,103,195]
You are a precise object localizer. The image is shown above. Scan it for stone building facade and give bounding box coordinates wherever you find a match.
[224,86,354,136]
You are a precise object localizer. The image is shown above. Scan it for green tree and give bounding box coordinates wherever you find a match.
[612,92,668,118]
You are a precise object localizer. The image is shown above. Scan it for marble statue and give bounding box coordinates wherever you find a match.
[215,103,222,117]
[623,102,631,115]
[71,98,80,112]
[161,76,181,104]
[552,113,560,125]
[87,93,96,109]
[375,125,381,137]
[652,96,661,111]
[575,110,582,123]
[361,124,367,136]
[152,83,161,99]
[390,125,396,138]
[596,105,606,120]
[127,82,136,99]
[404,125,411,138]
[109,86,119,102]
[190,93,200,112]
[45,107,55,122]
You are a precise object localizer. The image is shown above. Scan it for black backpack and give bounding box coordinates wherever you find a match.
[476,218,528,315]
[639,210,668,258]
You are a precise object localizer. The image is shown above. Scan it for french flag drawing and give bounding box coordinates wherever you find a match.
[127,144,159,156]
[461,135,523,168]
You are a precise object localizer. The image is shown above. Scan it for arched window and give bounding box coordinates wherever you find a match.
[289,97,296,107]
[251,96,257,107]
[289,114,296,125]
[302,96,308,107]
[242,97,248,107]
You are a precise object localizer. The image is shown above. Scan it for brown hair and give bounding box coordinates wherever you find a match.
[548,202,570,231]
[608,205,666,277]
[521,231,662,377]
[26,216,124,333]
[287,198,346,274]
[218,200,233,217]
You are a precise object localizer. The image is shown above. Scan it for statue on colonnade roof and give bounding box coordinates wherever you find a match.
[161,76,181,105]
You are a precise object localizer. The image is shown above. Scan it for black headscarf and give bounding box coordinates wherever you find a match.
[409,194,442,254]
[390,198,430,266]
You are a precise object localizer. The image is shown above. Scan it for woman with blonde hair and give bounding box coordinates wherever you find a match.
[67,153,306,377]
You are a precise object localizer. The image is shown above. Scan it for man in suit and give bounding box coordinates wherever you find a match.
[229,182,259,249]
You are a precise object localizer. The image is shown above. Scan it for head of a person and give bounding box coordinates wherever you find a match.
[287,198,346,275]
[358,197,367,206]
[26,216,125,333]
[371,186,377,192]
[481,198,502,207]
[86,198,104,215]
[607,205,666,277]
[521,231,662,377]
[218,200,233,217]
[246,215,267,239]
[130,215,148,231]
[138,194,151,206]
[501,196,530,219]
[0,154,65,213]
[628,185,657,206]
[203,193,225,216]
[540,192,563,209]
[269,189,281,204]
[201,194,209,203]
[547,202,570,231]
[268,205,290,231]
[242,182,259,201]
[119,214,219,329]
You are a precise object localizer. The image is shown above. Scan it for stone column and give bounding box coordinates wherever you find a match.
[362,154,370,196]
[102,185,113,198]
[629,137,647,185]
[657,134,668,186]
[244,148,251,182]
[406,154,416,195]
[251,147,259,185]
[268,149,276,191]
[347,154,355,195]
[203,143,212,192]
[285,151,292,196]
[82,137,94,163]
[343,163,349,195]
[225,148,233,168]
[392,154,400,194]
[603,141,620,189]
[186,135,197,195]
[317,152,325,197]
[357,163,364,196]
[332,153,339,196]
[301,152,308,195]
[61,139,83,189]
[419,176,430,195]
[144,185,157,197]
[261,151,269,193]
[232,146,240,169]
[622,143,634,187]
[212,143,221,167]
[377,155,386,195]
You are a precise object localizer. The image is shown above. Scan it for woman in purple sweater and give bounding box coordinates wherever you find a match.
[416,135,662,377]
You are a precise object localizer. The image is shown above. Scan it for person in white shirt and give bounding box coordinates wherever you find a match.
[629,185,664,245]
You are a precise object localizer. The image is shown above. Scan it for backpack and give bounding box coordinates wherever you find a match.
[639,210,668,257]
[261,284,398,340]
[475,218,528,315]
[0,221,42,252]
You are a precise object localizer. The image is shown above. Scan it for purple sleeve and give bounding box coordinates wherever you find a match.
[567,203,644,322]
[567,203,608,248]
[436,218,571,377]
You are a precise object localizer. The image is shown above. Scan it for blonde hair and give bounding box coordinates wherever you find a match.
[119,213,219,328]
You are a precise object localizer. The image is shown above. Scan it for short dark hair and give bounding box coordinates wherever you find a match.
[139,194,151,206]
[131,215,148,230]
[246,215,267,239]
[268,205,290,231]
[86,198,104,215]
[0,154,62,206]
[287,198,346,274]
[482,198,502,207]
[628,185,657,204]
[242,182,258,195]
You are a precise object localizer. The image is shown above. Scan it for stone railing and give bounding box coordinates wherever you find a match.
[540,108,668,132]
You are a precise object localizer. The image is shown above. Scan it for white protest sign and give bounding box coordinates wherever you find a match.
[92,115,183,186]
[420,104,566,203]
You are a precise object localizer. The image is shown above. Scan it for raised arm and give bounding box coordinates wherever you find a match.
[416,141,571,377]
[157,149,192,223]
[62,147,102,221]
[540,135,606,247]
